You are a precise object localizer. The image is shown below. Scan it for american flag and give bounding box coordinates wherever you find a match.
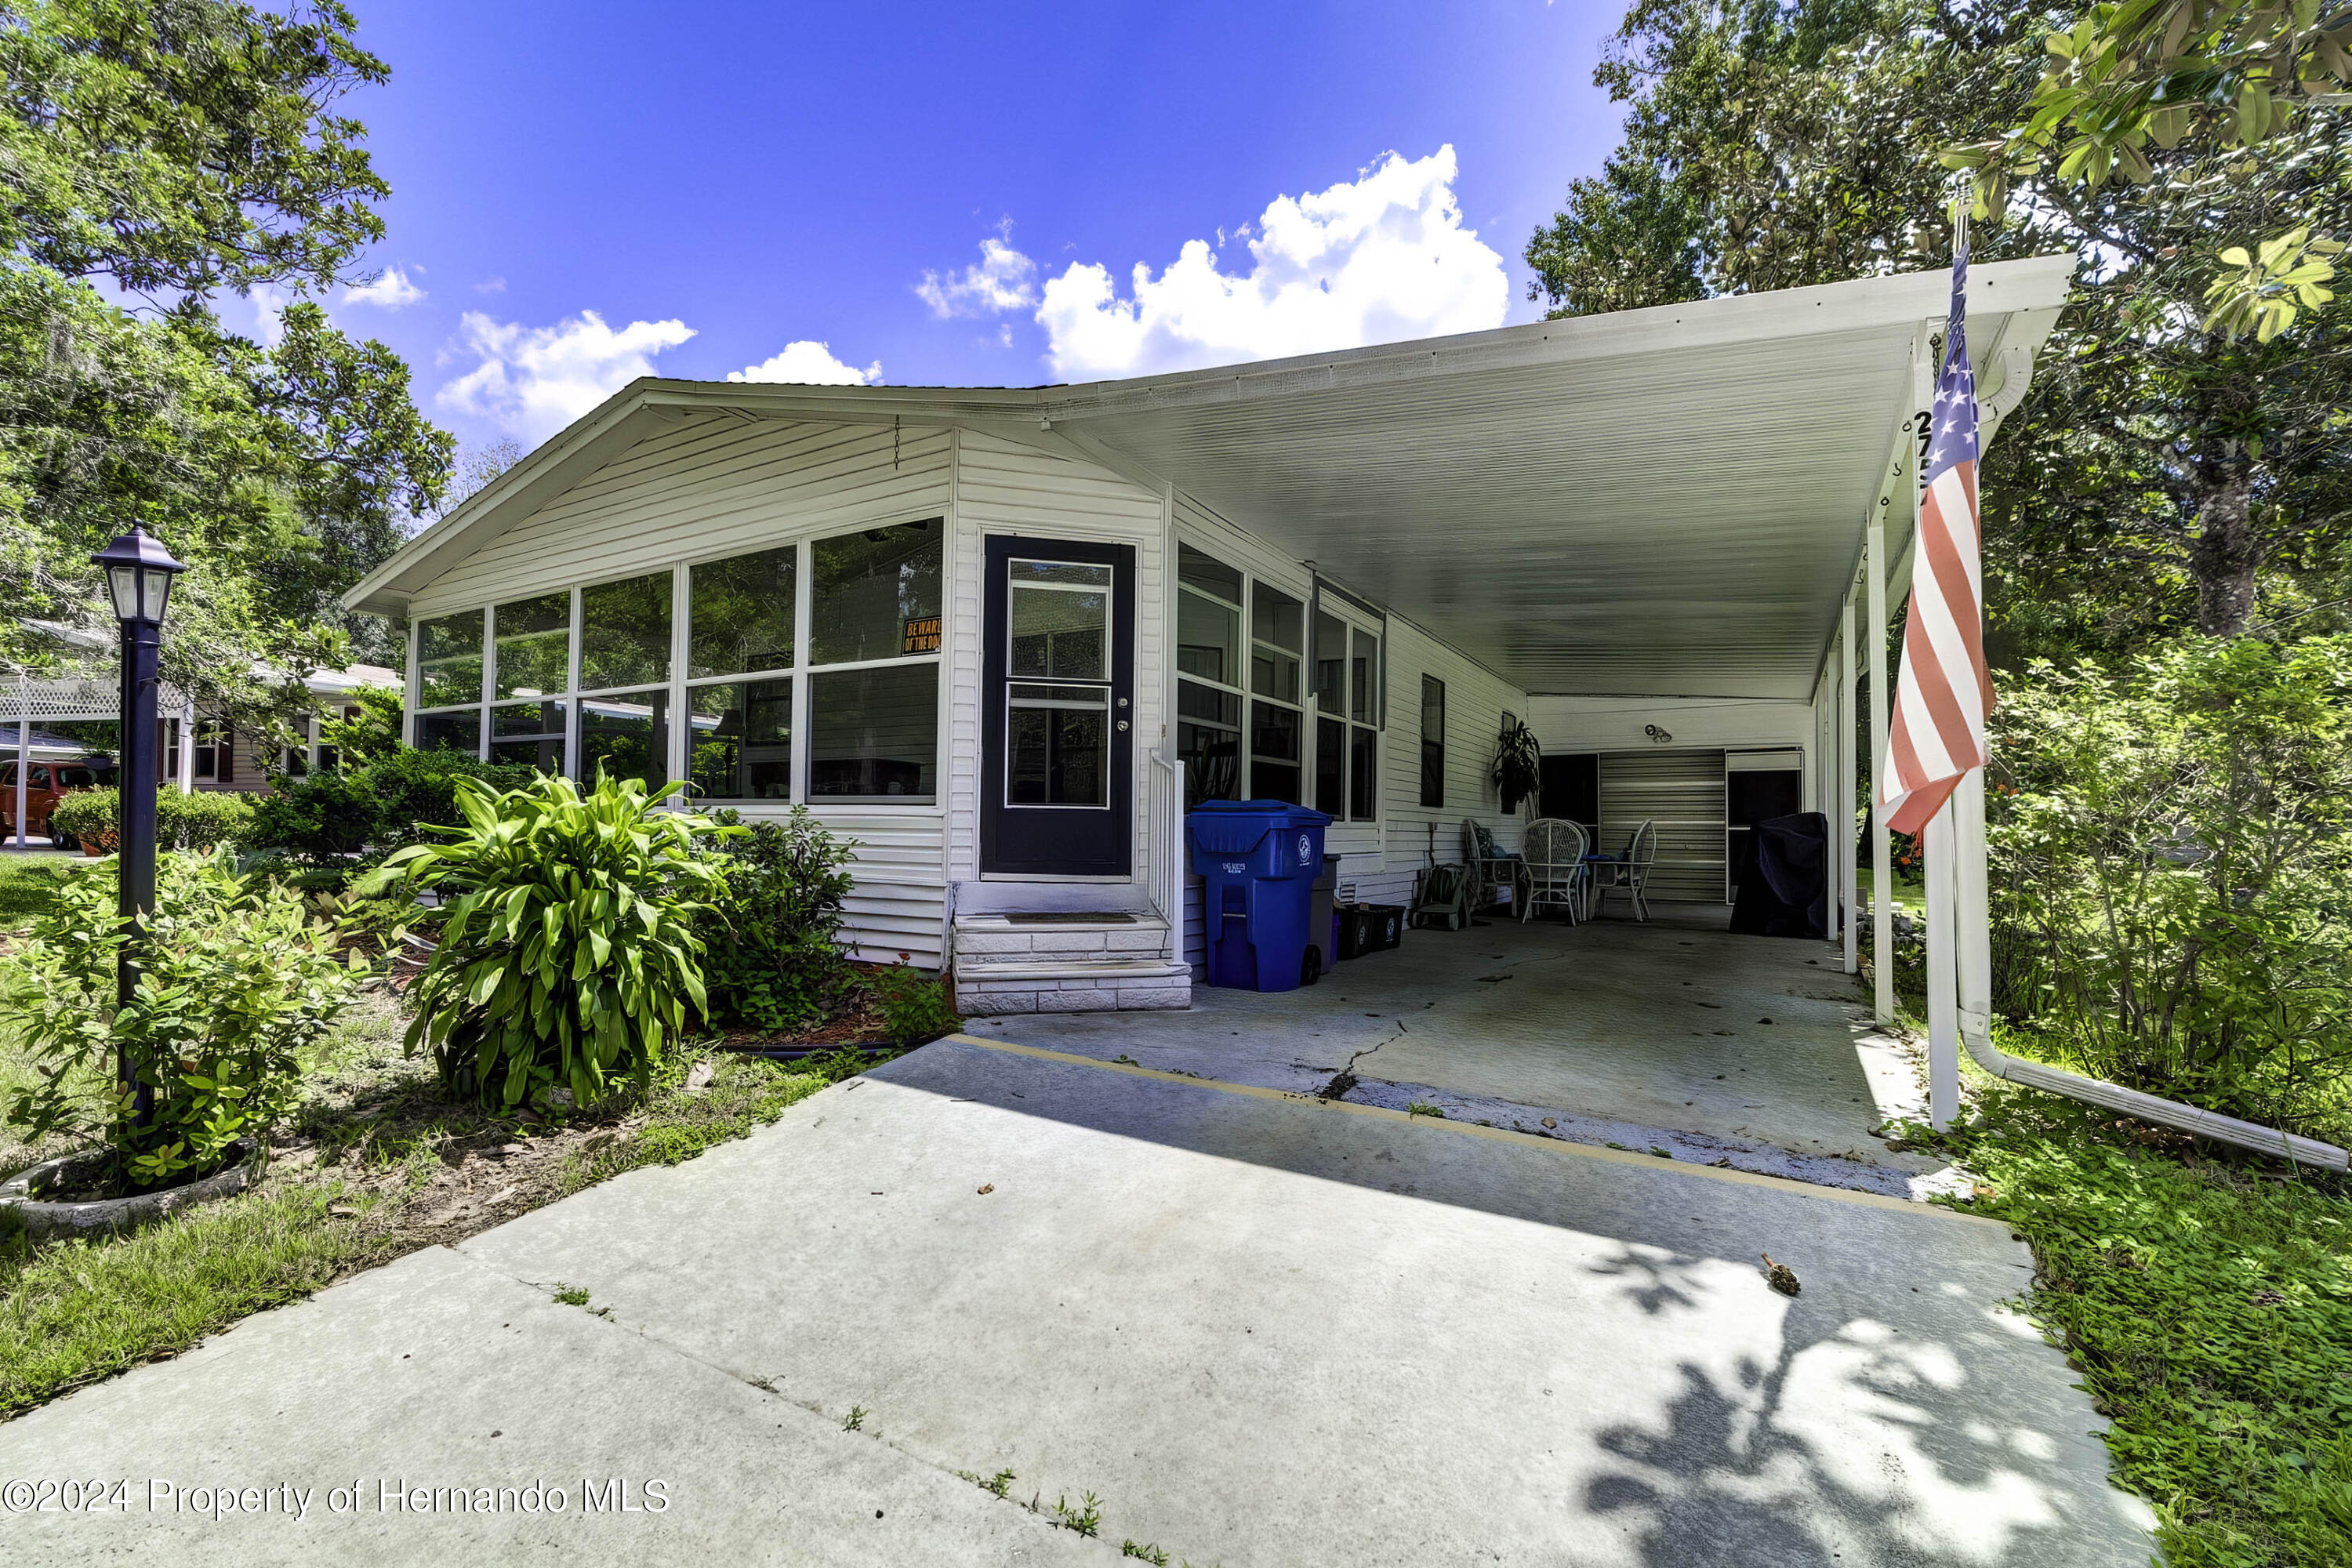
[1881,237,1992,837]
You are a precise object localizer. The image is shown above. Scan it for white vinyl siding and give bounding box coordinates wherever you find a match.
[946,428,1167,892]
[406,416,956,966]
[1173,506,1530,967]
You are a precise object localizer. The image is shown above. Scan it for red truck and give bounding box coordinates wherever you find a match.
[1,757,117,847]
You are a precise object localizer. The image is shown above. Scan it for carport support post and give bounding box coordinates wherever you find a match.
[1924,798,1961,1128]
[1866,521,1892,1023]
[1838,597,1857,973]
[176,696,195,793]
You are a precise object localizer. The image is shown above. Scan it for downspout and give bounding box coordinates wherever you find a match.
[1954,1018,2349,1171]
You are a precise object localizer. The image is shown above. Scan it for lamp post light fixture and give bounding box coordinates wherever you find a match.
[89,526,186,1129]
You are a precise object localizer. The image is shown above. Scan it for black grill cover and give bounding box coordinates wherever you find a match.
[1730,811,1828,938]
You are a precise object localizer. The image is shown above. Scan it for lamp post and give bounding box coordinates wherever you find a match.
[89,527,185,1128]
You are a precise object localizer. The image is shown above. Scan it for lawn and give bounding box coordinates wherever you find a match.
[0,983,886,1418]
[0,854,79,931]
[1912,1079,2352,1568]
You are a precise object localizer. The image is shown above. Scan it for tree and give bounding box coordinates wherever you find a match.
[0,0,450,701]
[1524,0,2352,640]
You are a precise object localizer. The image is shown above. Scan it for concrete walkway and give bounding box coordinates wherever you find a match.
[2,1036,2150,1566]
[967,909,1951,1197]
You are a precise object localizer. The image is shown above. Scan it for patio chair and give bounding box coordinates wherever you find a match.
[1461,818,1526,919]
[1519,818,1589,924]
[1410,862,1472,931]
[1592,819,1658,922]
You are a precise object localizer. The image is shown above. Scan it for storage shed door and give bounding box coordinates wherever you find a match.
[1599,749,1728,904]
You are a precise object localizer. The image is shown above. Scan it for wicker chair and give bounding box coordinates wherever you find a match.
[1592,819,1658,922]
[1461,818,1526,918]
[1519,818,1589,924]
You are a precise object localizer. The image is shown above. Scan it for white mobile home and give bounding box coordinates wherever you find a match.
[343,258,2071,1015]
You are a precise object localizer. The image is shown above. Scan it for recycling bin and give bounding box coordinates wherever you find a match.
[1307,853,1342,985]
[1187,800,1333,992]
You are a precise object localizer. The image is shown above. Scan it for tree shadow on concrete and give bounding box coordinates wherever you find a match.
[1578,1242,2147,1567]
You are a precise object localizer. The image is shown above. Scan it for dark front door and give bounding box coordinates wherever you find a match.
[982,535,1135,877]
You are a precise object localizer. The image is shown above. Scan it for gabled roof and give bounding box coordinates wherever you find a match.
[348,256,2073,699]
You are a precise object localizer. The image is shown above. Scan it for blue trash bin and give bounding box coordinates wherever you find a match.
[1188,800,1332,992]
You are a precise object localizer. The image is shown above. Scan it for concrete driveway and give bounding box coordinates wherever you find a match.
[0,1036,2151,1566]
[969,911,1951,1196]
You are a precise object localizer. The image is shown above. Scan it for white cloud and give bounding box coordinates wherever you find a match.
[341,267,425,309]
[437,309,696,444]
[728,340,882,386]
[240,283,293,347]
[916,234,1039,318]
[474,276,507,294]
[1032,146,1508,380]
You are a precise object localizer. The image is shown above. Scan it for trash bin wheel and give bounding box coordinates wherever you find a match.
[1301,946,1323,987]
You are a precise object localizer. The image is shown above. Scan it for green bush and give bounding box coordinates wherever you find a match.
[45,787,112,848]
[44,787,256,853]
[697,807,855,1034]
[1991,636,2352,1141]
[1,848,359,1189]
[318,686,402,768]
[360,772,724,1109]
[245,749,532,867]
[159,789,256,851]
[870,960,960,1045]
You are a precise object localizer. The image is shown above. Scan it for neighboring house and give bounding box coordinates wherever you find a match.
[5,662,398,845]
[343,259,2070,1014]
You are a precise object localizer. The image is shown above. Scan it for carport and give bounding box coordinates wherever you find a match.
[972,255,2074,1162]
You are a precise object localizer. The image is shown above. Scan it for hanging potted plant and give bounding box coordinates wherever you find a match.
[1491,718,1541,815]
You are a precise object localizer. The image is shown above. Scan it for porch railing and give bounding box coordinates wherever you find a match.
[1147,749,1184,964]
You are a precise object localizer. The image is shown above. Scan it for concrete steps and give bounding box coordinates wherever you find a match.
[950,912,1190,1015]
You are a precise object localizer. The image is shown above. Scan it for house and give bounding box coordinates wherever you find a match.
[343,258,2072,1014]
[5,662,399,846]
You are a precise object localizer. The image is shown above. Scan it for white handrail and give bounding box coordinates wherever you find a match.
[1148,750,1184,964]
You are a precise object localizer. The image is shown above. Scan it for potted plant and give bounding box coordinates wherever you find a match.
[1492,718,1542,815]
[0,848,358,1236]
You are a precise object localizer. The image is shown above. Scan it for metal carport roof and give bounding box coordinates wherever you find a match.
[347,256,2072,701]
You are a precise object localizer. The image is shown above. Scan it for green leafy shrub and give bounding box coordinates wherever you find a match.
[244,769,376,864]
[1991,637,2352,1142]
[45,786,112,848]
[159,789,256,851]
[360,772,724,1109]
[697,807,855,1034]
[245,748,532,867]
[870,959,960,1045]
[361,748,535,855]
[318,686,402,768]
[1,848,359,1189]
[45,786,255,853]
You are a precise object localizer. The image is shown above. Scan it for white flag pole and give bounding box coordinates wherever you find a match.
[1925,796,1962,1128]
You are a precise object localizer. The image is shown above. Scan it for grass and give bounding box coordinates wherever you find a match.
[1917,1086,2352,1568]
[0,854,80,931]
[0,1184,388,1413]
[0,989,883,1420]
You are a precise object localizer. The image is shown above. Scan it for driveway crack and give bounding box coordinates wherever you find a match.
[1320,1019,1407,1101]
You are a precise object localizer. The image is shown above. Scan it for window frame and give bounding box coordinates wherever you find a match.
[404,510,949,811]
[1309,597,1383,822]
[1419,674,1446,809]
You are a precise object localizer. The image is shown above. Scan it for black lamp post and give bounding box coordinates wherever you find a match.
[89,527,185,1128]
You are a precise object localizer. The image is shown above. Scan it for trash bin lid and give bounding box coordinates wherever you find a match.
[1189,799,1334,854]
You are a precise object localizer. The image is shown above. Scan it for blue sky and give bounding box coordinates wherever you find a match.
[280,1,1627,456]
